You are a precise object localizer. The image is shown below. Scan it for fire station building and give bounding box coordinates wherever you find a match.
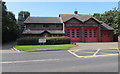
[23,11,114,42]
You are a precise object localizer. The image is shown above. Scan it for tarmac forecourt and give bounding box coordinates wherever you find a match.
[68,48,119,58]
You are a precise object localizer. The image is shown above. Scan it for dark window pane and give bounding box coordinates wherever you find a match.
[56,25,59,27]
[72,36,75,37]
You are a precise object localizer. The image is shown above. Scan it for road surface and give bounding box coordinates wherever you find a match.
[2,50,118,72]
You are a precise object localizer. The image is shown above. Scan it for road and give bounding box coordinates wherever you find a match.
[2,50,118,72]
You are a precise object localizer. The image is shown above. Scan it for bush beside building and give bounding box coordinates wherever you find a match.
[17,37,70,45]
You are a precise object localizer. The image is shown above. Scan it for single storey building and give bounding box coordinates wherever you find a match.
[23,11,114,42]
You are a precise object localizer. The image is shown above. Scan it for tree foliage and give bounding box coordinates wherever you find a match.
[93,8,120,35]
[118,12,120,35]
[18,11,30,37]
[2,1,18,43]
[18,11,30,21]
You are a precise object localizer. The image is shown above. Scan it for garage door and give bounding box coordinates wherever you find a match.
[84,28,98,42]
[66,28,81,42]
[102,32,111,42]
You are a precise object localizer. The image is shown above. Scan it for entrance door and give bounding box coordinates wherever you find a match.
[41,31,50,37]
[102,32,111,42]
[84,28,98,42]
[66,28,81,42]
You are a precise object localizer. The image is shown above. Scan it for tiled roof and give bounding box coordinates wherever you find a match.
[22,30,65,34]
[101,22,114,30]
[24,17,62,23]
[23,14,114,31]
[59,14,101,23]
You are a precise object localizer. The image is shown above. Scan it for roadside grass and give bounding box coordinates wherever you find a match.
[14,44,76,51]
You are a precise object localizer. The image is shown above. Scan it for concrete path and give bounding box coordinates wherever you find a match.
[1,42,18,53]
[69,42,118,51]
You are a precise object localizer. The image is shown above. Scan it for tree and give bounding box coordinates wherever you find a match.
[18,11,30,21]
[93,13,102,20]
[118,12,120,35]
[18,11,30,37]
[18,11,30,26]
[93,8,119,41]
[93,9,119,35]
[2,1,18,43]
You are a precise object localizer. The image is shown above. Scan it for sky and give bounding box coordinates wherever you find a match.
[6,2,119,19]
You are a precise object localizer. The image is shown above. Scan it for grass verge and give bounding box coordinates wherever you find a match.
[14,44,76,51]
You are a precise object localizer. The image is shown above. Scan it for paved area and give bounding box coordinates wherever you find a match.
[118,42,120,49]
[70,42,118,50]
[2,42,118,72]
[2,51,118,72]
[1,42,18,53]
[68,48,119,58]
[68,42,119,58]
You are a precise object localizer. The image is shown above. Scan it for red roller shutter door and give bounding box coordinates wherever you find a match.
[102,32,111,42]
[66,28,81,42]
[84,28,98,42]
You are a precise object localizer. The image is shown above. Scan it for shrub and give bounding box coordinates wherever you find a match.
[17,37,40,45]
[46,37,70,45]
[17,37,70,45]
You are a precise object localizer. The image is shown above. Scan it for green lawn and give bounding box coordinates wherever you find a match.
[14,44,76,51]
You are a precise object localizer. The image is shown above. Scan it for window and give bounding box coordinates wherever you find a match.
[67,34,70,35]
[43,25,49,28]
[89,34,92,35]
[72,29,74,31]
[89,29,92,31]
[56,24,59,27]
[67,36,70,37]
[72,36,75,37]
[67,29,70,31]
[90,36,92,37]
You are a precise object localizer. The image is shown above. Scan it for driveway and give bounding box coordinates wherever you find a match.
[70,42,118,50]
[68,42,118,58]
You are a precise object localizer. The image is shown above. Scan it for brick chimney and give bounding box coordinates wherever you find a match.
[74,11,78,14]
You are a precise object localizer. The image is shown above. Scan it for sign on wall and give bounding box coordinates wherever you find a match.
[38,39,46,43]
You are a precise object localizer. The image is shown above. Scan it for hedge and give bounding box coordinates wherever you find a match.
[45,37,70,45]
[17,37,70,45]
